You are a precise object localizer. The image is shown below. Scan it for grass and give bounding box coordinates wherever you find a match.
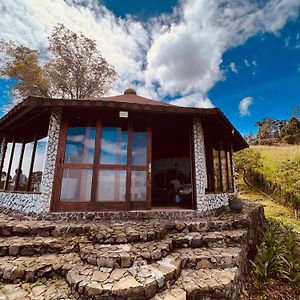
[238,181,300,233]
[251,145,300,178]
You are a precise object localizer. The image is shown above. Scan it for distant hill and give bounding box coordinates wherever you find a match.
[251,145,300,178]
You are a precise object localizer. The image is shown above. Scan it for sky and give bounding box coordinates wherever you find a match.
[0,0,300,135]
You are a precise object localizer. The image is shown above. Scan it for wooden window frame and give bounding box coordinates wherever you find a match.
[52,115,152,212]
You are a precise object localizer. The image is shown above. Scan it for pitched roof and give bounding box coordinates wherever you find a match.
[0,89,248,151]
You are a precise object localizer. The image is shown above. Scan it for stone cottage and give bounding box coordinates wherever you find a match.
[0,89,247,214]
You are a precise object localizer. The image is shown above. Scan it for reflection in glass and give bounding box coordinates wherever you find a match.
[213,149,222,191]
[220,150,228,192]
[131,171,147,201]
[100,127,128,165]
[65,127,96,164]
[8,143,22,190]
[1,143,12,190]
[19,142,34,191]
[60,168,92,202]
[132,131,147,166]
[97,170,126,202]
[227,151,233,192]
[30,138,48,192]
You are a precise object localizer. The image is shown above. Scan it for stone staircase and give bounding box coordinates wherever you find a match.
[0,202,265,300]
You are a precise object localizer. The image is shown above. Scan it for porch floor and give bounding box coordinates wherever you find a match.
[0,201,265,300]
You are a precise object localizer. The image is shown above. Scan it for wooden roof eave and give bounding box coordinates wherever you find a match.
[0,96,248,151]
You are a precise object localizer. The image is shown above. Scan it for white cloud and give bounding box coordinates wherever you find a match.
[169,93,214,108]
[0,0,299,109]
[244,59,251,67]
[229,62,238,73]
[239,96,253,116]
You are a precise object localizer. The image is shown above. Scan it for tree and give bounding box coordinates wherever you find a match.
[0,42,50,99]
[280,117,300,144]
[244,132,256,143]
[0,24,117,103]
[234,148,262,186]
[256,118,286,140]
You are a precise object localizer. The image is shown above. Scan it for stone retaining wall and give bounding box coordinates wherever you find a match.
[0,192,42,214]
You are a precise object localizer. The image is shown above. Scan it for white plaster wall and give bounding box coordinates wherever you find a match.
[193,118,228,212]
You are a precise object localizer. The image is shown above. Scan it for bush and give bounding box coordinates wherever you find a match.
[252,219,300,291]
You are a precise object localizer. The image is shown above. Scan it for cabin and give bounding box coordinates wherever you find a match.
[0,89,247,214]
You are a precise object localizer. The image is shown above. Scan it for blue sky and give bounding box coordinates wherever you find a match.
[0,0,300,136]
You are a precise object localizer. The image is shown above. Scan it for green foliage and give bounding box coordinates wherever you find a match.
[280,117,300,145]
[276,159,300,207]
[0,24,117,104]
[256,118,285,140]
[251,219,284,288]
[252,218,300,290]
[234,148,262,175]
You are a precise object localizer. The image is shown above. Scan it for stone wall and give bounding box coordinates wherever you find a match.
[0,108,62,214]
[193,118,229,212]
[0,192,42,213]
[39,108,62,212]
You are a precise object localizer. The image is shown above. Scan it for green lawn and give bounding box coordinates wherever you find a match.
[238,181,300,232]
[251,145,300,178]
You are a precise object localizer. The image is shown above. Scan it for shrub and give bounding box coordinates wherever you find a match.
[252,219,300,290]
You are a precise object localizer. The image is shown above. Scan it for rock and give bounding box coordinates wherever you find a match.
[85,282,103,297]
[91,271,110,282]
[112,276,143,298]
[8,245,19,256]
[110,269,125,281]
[174,223,186,232]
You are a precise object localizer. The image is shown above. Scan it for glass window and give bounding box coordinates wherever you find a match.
[30,138,48,192]
[18,142,34,191]
[131,171,147,201]
[100,127,128,165]
[132,131,147,166]
[213,149,222,191]
[96,170,126,202]
[7,143,23,190]
[64,127,96,164]
[227,151,233,192]
[220,149,228,192]
[60,168,92,202]
[1,143,12,190]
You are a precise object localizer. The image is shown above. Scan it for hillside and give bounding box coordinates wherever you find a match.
[251,145,300,177]
[236,145,300,232]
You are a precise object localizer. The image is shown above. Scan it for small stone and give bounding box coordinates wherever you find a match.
[110,269,125,281]
[31,285,45,297]
[8,245,19,256]
[85,282,103,296]
[174,223,186,231]
[112,276,143,298]
[91,271,110,282]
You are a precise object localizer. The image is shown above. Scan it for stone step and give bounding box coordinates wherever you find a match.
[170,230,247,249]
[183,218,249,233]
[66,257,181,299]
[0,278,75,300]
[0,221,91,237]
[172,247,243,270]
[0,253,81,283]
[79,238,174,268]
[0,236,89,257]
[152,267,240,300]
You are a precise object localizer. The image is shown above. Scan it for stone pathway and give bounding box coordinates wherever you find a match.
[0,202,265,299]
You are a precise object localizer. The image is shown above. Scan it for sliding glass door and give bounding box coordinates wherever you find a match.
[53,114,151,211]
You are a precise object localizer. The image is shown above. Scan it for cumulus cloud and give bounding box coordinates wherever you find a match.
[239,97,253,116]
[0,0,299,109]
[169,93,214,108]
[229,62,238,74]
